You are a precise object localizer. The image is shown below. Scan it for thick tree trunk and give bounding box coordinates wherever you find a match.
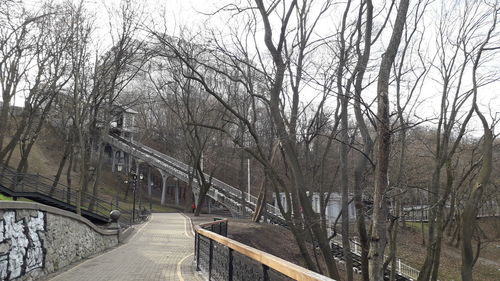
[354,166,370,281]
[389,201,400,281]
[368,1,409,280]
[66,147,75,201]
[0,100,10,153]
[461,80,494,281]
[253,142,279,222]
[194,185,209,217]
[340,90,353,281]
[0,113,29,162]
[352,1,373,278]
[252,175,267,222]
[89,141,104,212]
[184,168,194,213]
[51,137,71,195]
[461,133,492,280]
[289,223,319,272]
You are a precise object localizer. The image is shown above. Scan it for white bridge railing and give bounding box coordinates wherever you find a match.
[330,234,419,280]
[403,203,500,222]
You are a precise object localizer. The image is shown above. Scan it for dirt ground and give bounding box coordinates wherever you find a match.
[5,128,499,280]
[396,218,500,281]
[3,128,175,212]
[188,213,361,281]
[188,213,500,281]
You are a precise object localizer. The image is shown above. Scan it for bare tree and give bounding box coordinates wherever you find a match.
[416,2,499,280]
[146,37,229,216]
[368,1,410,280]
[460,3,497,280]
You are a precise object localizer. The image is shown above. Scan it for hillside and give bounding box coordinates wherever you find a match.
[189,214,500,281]
[1,126,175,213]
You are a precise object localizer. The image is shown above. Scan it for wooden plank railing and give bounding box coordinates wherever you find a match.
[194,219,335,281]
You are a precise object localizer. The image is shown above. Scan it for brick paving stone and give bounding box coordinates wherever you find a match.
[49,213,202,281]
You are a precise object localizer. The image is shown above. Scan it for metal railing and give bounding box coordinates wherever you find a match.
[194,219,335,281]
[0,165,140,225]
[106,134,286,222]
[402,203,500,222]
[326,219,417,281]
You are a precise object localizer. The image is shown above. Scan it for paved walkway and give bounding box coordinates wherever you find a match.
[50,213,201,281]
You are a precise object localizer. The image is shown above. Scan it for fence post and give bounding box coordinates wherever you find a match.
[66,186,71,204]
[262,264,269,281]
[36,173,41,192]
[228,248,233,281]
[208,239,213,280]
[398,258,401,274]
[14,174,19,191]
[196,233,200,271]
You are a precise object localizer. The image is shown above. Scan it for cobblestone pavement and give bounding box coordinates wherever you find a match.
[50,213,202,281]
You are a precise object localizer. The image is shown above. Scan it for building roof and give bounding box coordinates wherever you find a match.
[112,104,138,114]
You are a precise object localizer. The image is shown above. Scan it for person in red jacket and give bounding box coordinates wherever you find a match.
[191,202,196,213]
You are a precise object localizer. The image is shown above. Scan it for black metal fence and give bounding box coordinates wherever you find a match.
[194,219,335,281]
[0,165,143,225]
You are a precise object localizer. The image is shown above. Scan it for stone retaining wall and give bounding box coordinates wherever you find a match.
[0,202,119,281]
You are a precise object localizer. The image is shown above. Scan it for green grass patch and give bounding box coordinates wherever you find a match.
[405,221,429,233]
[0,194,13,201]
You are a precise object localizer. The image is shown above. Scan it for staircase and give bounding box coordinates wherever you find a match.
[0,165,134,225]
[105,134,285,222]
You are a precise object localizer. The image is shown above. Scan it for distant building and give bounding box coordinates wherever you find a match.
[273,192,356,220]
[110,105,138,139]
[0,101,27,116]
[106,104,139,173]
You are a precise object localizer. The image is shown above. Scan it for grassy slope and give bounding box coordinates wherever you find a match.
[3,127,175,213]
[0,194,12,201]
[397,220,500,280]
[4,128,498,280]
[189,215,499,281]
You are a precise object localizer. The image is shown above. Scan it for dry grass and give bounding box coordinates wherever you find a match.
[189,214,500,281]
[398,219,500,281]
[3,127,176,213]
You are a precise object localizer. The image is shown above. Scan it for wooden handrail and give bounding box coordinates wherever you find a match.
[196,218,229,229]
[195,220,335,281]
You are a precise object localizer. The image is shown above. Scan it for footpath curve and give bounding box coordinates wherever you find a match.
[49,213,201,281]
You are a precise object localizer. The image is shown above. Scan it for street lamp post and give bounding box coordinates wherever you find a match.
[132,172,144,222]
[149,182,153,211]
[247,158,251,203]
[138,173,144,211]
[131,172,137,222]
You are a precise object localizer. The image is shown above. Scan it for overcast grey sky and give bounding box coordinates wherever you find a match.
[14,0,500,136]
